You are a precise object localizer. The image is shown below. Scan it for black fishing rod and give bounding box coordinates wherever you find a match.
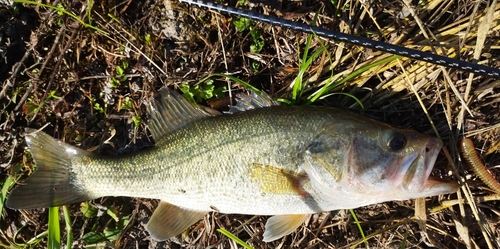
[179,0,500,78]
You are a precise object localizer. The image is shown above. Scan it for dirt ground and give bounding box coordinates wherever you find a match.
[1,0,500,248]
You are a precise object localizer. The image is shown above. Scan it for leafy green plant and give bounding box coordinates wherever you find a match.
[180,80,226,103]
[24,90,62,115]
[277,30,327,105]
[234,17,264,53]
[233,17,266,72]
[93,102,104,114]
[249,29,264,53]
[107,13,120,23]
[81,202,98,218]
[251,61,260,73]
[145,34,152,45]
[234,17,252,31]
[400,229,409,249]
[111,61,129,88]
[120,97,133,111]
[80,203,130,246]
[305,54,398,105]
[132,115,141,128]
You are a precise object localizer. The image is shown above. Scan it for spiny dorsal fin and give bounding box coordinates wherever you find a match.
[226,91,279,114]
[263,214,310,242]
[146,201,207,241]
[147,88,212,141]
[7,128,95,209]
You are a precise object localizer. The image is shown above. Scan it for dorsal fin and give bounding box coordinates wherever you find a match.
[147,88,212,141]
[225,91,279,114]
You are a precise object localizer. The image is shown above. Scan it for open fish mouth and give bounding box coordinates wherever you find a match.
[403,137,458,195]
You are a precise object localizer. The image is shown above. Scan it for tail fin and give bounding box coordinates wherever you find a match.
[7,128,93,210]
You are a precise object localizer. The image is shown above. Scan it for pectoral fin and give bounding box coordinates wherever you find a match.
[263,214,310,242]
[248,163,309,196]
[146,201,206,241]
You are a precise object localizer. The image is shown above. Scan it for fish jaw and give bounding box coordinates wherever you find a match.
[397,137,458,199]
[402,137,442,192]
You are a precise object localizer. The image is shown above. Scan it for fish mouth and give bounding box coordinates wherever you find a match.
[403,137,458,195]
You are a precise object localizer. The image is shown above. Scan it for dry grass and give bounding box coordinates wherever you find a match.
[1,0,500,248]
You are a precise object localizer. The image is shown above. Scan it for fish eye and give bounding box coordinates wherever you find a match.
[386,131,406,151]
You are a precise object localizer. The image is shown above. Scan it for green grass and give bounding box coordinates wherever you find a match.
[13,0,107,34]
[79,202,130,246]
[0,175,15,226]
[349,209,368,249]
[198,73,261,94]
[63,206,73,249]
[24,90,62,116]
[217,228,254,249]
[304,54,399,105]
[274,12,374,107]
[48,207,61,249]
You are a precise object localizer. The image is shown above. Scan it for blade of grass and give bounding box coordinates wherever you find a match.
[306,55,400,105]
[346,218,414,248]
[13,0,107,34]
[290,10,322,103]
[25,230,48,245]
[217,228,254,249]
[292,46,327,103]
[63,206,73,249]
[349,209,368,249]
[203,73,262,94]
[317,92,365,109]
[399,229,409,249]
[0,175,15,225]
[87,0,93,25]
[291,32,314,102]
[48,207,61,249]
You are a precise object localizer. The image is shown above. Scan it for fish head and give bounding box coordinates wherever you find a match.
[304,119,458,208]
[351,128,456,199]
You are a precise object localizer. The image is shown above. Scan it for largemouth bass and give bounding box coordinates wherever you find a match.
[7,88,457,242]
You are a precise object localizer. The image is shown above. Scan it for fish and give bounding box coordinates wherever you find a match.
[6,88,458,242]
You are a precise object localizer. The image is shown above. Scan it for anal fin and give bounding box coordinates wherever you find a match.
[263,214,310,242]
[146,201,207,241]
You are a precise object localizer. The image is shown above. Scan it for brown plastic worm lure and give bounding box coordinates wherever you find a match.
[460,138,500,194]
